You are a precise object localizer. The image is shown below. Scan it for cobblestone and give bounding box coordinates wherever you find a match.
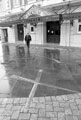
[46,104,53,111]
[45,96,52,102]
[39,97,45,103]
[30,114,38,120]
[11,111,19,119]
[0,94,81,120]
[46,111,56,118]
[28,108,38,114]
[38,109,46,117]
[19,113,30,120]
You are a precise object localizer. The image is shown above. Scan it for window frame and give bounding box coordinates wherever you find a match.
[30,26,35,33]
[77,19,81,34]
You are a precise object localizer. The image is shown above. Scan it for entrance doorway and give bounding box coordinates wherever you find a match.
[3,29,8,42]
[46,21,60,44]
[17,24,24,41]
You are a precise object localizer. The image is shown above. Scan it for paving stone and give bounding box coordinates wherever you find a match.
[14,98,20,104]
[65,108,72,115]
[68,100,75,104]
[51,96,57,101]
[72,110,81,115]
[38,109,46,117]
[67,94,75,100]
[11,111,19,119]
[3,116,10,120]
[5,104,13,110]
[28,108,38,114]
[19,98,27,104]
[39,97,45,103]
[77,115,81,120]
[30,114,38,120]
[0,99,3,104]
[77,93,81,98]
[46,102,52,105]
[46,112,56,118]
[70,103,78,110]
[6,98,14,104]
[33,97,39,103]
[19,113,30,120]
[12,105,22,111]
[78,105,81,109]
[54,107,64,112]
[60,102,70,108]
[45,96,52,102]
[0,116,4,120]
[50,118,57,120]
[61,95,68,101]
[30,102,36,108]
[53,102,59,107]
[58,118,65,120]
[46,105,53,112]
[2,98,8,105]
[0,108,5,115]
[37,103,45,109]
[38,117,49,120]
[65,115,74,120]
[73,116,78,120]
[56,96,64,101]
[72,94,80,99]
[76,99,81,105]
[58,112,65,118]
[2,110,12,116]
[20,106,25,112]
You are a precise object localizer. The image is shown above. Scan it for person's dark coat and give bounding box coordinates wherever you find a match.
[25,34,32,49]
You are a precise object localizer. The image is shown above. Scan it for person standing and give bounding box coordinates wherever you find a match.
[25,33,32,51]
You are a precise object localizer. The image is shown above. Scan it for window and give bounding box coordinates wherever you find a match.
[31,26,34,33]
[77,19,81,33]
[78,19,81,22]
[78,25,81,32]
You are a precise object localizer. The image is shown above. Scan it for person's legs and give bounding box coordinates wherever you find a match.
[27,41,30,51]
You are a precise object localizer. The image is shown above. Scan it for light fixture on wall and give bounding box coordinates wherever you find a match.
[59,14,63,24]
[30,23,37,27]
[24,24,27,28]
[9,25,12,28]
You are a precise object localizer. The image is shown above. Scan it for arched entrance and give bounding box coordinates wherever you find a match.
[3,29,8,42]
[46,21,60,44]
[17,24,24,41]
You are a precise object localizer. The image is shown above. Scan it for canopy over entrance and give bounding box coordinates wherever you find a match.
[0,1,81,27]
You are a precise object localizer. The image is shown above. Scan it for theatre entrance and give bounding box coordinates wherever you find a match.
[46,21,60,44]
[3,29,8,42]
[17,24,24,41]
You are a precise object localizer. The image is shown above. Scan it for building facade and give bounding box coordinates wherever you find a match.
[0,0,81,47]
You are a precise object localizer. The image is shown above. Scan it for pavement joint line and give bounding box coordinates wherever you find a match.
[22,69,43,112]
[40,82,79,94]
[9,80,18,96]
[11,75,79,94]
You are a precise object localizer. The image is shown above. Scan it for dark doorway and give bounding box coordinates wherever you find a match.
[17,24,24,41]
[46,21,60,44]
[3,29,8,42]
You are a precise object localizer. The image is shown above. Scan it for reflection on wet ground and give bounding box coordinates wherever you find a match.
[0,44,81,98]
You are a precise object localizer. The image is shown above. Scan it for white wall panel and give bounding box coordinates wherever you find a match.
[8,27,15,43]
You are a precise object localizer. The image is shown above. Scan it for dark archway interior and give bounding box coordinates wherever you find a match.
[46,21,60,44]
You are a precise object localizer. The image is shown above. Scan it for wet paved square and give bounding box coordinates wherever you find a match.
[0,44,81,98]
[0,43,81,120]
